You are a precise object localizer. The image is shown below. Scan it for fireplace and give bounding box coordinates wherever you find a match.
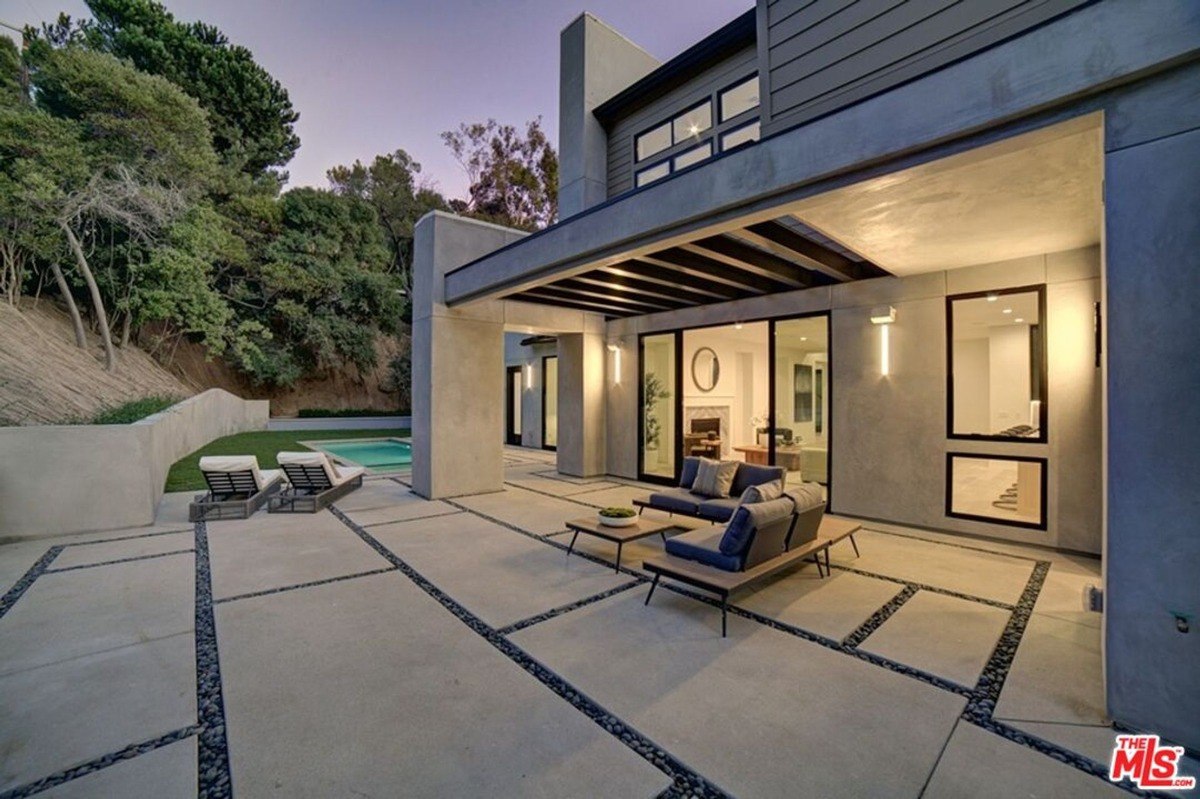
[683,405,730,456]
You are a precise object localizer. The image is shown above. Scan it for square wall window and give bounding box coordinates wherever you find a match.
[635,161,670,187]
[673,142,712,171]
[720,75,759,122]
[721,121,760,151]
[947,453,1046,529]
[672,103,712,144]
[636,122,671,162]
[948,286,1047,440]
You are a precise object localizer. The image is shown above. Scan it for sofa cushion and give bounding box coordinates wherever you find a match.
[665,528,743,572]
[785,482,825,512]
[730,463,787,496]
[738,479,784,505]
[697,496,739,522]
[678,457,701,489]
[647,487,701,515]
[719,496,798,556]
[692,458,738,498]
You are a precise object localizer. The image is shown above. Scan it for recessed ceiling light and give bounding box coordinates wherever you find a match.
[800,337,807,341]
[986,294,998,302]
[1015,318,1025,323]
[734,322,743,330]
[1002,308,1013,314]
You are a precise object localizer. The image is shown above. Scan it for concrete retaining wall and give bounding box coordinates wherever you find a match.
[0,389,269,541]
[266,416,411,432]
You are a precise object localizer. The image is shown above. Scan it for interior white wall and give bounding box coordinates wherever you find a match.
[952,338,990,432]
[988,324,1032,431]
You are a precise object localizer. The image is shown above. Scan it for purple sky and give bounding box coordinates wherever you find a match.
[4,0,751,198]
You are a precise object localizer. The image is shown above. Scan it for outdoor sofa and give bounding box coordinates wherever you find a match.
[189,455,284,521]
[633,456,786,522]
[643,483,859,636]
[268,451,365,513]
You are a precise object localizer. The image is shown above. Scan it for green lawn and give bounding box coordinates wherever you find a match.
[165,428,410,492]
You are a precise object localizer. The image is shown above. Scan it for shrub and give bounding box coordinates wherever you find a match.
[598,507,636,518]
[90,395,181,424]
[296,408,409,418]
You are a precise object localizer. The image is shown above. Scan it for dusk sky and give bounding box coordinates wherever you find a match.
[2,0,751,198]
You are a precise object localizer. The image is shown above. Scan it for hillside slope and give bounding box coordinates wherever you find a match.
[0,300,196,425]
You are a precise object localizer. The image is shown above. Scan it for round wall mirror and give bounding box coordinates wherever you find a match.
[691,347,720,392]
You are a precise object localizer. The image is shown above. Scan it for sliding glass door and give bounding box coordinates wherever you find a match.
[542,355,558,451]
[771,315,830,486]
[639,333,678,481]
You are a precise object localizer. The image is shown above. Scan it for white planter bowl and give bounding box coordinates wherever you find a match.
[598,513,638,527]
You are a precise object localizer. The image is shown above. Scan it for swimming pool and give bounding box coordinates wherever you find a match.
[314,438,412,472]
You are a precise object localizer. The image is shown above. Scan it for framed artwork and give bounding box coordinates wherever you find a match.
[794,364,813,422]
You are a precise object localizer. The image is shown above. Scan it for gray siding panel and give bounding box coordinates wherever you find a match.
[606,46,758,198]
[763,0,1093,136]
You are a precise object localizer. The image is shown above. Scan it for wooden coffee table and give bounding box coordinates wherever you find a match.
[565,516,679,573]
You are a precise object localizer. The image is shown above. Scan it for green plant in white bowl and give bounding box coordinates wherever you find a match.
[597,506,637,527]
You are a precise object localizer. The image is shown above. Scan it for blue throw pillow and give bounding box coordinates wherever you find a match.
[718,506,755,556]
[679,457,700,489]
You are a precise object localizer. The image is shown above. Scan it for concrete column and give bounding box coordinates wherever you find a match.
[411,212,526,498]
[558,13,659,219]
[555,332,606,476]
[1103,118,1200,750]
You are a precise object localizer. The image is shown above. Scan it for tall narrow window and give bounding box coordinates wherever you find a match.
[542,355,558,451]
[640,333,677,480]
[773,316,829,485]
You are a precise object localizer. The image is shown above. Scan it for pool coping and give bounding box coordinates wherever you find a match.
[299,436,414,476]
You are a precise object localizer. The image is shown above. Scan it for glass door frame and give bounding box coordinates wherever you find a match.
[541,355,558,452]
[505,365,522,446]
[635,311,833,503]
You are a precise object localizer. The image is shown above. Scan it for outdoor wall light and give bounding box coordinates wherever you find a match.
[870,305,896,377]
[524,363,532,390]
[606,343,621,384]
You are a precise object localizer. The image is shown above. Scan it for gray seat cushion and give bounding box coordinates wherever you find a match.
[731,463,787,496]
[647,487,701,515]
[697,496,739,522]
[738,479,784,505]
[665,527,743,572]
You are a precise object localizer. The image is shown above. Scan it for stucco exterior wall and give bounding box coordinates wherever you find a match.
[0,389,268,540]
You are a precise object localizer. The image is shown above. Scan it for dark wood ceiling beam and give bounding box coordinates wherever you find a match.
[640,249,782,295]
[515,289,639,318]
[603,262,748,301]
[683,236,813,289]
[573,271,714,307]
[741,221,888,281]
[544,280,683,312]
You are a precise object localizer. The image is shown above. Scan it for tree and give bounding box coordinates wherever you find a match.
[20,44,217,369]
[327,149,448,278]
[248,188,404,384]
[441,118,558,230]
[46,0,299,178]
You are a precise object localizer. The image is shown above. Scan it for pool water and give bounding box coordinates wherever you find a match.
[318,439,412,471]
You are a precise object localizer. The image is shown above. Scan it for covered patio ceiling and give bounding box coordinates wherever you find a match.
[503,217,890,319]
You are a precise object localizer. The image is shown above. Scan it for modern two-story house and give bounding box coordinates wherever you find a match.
[412,1,1200,753]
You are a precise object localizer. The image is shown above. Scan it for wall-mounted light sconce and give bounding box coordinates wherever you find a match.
[606,343,621,384]
[524,362,533,390]
[870,305,895,377]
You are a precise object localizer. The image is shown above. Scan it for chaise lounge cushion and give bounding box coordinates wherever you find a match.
[719,496,797,556]
[198,455,281,492]
[276,451,366,487]
[647,487,702,515]
[697,496,740,522]
[730,463,787,496]
[664,527,744,572]
[678,457,701,489]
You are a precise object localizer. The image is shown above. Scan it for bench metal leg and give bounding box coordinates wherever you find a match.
[824,547,832,574]
[721,596,728,638]
[813,555,825,578]
[849,534,860,558]
[566,530,579,556]
[644,573,660,605]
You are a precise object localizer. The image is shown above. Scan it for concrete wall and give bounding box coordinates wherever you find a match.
[1103,75,1200,751]
[0,389,268,540]
[606,247,1103,553]
[559,13,659,218]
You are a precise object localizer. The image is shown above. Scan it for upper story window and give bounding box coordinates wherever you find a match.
[720,76,759,122]
[632,73,760,189]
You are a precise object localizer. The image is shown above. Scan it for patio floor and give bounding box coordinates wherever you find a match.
[0,447,1153,798]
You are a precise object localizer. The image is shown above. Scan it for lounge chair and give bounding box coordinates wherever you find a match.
[189,455,284,521]
[642,485,860,636]
[633,456,786,523]
[268,451,365,513]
